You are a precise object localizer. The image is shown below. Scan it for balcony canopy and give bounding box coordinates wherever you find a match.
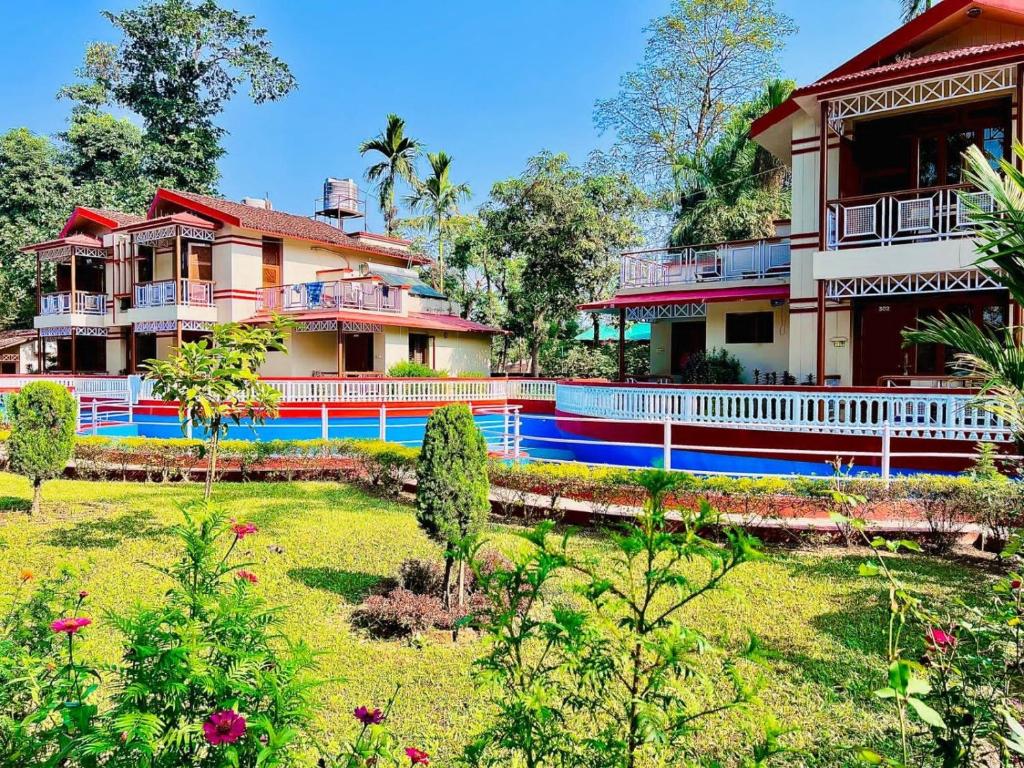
[580,284,789,312]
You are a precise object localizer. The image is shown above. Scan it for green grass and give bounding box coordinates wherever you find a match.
[0,474,987,766]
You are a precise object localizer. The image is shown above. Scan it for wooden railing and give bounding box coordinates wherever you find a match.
[39,291,107,316]
[134,279,214,308]
[257,280,402,314]
[620,238,791,289]
[826,185,994,250]
[556,382,1010,442]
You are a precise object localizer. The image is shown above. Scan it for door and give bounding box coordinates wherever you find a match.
[670,321,706,376]
[344,333,374,372]
[187,244,213,281]
[854,299,918,386]
[262,240,281,287]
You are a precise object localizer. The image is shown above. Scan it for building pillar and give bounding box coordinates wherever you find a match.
[176,320,183,351]
[336,325,345,377]
[129,324,136,374]
[70,329,77,376]
[618,307,626,382]
[818,100,829,252]
[1017,64,1024,172]
[174,229,182,302]
[35,255,41,316]
[816,281,827,386]
[36,332,43,374]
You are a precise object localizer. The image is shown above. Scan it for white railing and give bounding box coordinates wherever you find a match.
[134,279,214,308]
[257,280,402,314]
[826,185,995,250]
[507,379,558,401]
[620,239,791,289]
[40,291,107,316]
[556,383,1009,442]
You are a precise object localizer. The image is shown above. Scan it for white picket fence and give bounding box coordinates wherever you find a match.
[556,383,1011,442]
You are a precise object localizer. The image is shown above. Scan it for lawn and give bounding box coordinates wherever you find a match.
[0,473,986,766]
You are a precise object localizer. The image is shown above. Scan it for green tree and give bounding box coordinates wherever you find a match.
[0,129,73,328]
[143,318,291,499]
[7,382,77,515]
[406,151,471,294]
[415,403,489,609]
[594,0,795,201]
[477,153,641,375]
[901,0,935,22]
[359,114,421,237]
[62,110,152,214]
[73,0,297,192]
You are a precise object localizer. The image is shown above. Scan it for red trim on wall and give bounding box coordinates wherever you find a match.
[213,237,263,247]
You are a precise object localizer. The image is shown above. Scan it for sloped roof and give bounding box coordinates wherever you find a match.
[0,329,36,350]
[370,269,446,299]
[59,206,146,238]
[152,188,432,265]
[247,307,503,334]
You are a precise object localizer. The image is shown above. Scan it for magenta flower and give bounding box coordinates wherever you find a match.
[353,706,385,725]
[926,627,957,652]
[203,709,247,745]
[235,570,259,584]
[231,522,259,539]
[405,747,430,765]
[50,617,92,635]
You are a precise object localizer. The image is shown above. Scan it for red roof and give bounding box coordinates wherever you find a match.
[151,188,432,265]
[580,284,789,311]
[19,233,104,253]
[116,211,217,233]
[248,309,504,335]
[59,206,146,238]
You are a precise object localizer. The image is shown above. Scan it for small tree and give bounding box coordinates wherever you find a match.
[415,403,490,608]
[7,382,77,515]
[143,318,290,499]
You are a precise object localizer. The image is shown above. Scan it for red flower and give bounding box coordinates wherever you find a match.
[235,570,259,584]
[50,617,92,635]
[203,709,247,745]
[354,706,385,725]
[405,747,430,765]
[1012,579,1021,591]
[926,627,957,652]
[231,522,259,539]
[78,590,89,600]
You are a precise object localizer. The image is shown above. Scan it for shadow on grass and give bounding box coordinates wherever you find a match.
[287,566,381,603]
[0,496,31,513]
[45,510,171,549]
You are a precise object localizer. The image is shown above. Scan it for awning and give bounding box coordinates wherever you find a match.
[574,323,651,342]
[579,284,789,311]
[248,309,505,335]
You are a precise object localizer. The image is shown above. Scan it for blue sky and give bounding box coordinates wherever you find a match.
[3,0,907,231]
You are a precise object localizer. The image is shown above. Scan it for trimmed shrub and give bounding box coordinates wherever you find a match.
[8,382,77,514]
[387,361,448,378]
[415,404,490,608]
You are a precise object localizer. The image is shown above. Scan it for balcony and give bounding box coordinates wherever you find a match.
[826,185,994,251]
[257,280,402,314]
[40,291,107,316]
[134,279,214,308]
[620,238,791,289]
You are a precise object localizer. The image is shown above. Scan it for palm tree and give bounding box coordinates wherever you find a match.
[900,0,935,23]
[405,151,471,293]
[903,143,1024,443]
[359,114,420,237]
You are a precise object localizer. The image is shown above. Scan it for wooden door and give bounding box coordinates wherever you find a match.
[262,240,281,287]
[853,299,917,386]
[344,333,374,372]
[670,321,706,376]
[188,244,213,281]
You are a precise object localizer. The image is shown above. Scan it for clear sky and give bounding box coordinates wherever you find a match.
[2,0,908,231]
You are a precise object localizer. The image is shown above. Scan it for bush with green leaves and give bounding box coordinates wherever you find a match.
[7,381,77,514]
[387,361,448,378]
[679,347,744,384]
[415,404,489,609]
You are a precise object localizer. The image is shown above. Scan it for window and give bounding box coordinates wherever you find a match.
[137,244,154,283]
[409,333,430,365]
[984,127,1007,170]
[187,244,213,281]
[725,312,774,344]
[261,239,282,288]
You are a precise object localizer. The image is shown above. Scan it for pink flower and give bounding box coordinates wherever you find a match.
[235,570,259,584]
[926,627,957,652]
[203,709,247,745]
[50,617,92,635]
[231,522,258,539]
[354,706,385,725]
[405,747,430,765]
[78,590,89,600]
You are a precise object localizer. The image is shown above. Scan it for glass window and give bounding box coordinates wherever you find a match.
[983,304,1007,333]
[946,130,977,184]
[984,126,1006,170]
[725,312,774,344]
[918,136,939,188]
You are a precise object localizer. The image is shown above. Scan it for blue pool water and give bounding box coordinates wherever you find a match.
[91,412,913,478]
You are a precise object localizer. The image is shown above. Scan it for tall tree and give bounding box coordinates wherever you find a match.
[72,0,296,193]
[478,153,642,375]
[901,0,935,23]
[0,129,72,328]
[594,0,795,202]
[406,151,471,294]
[359,114,421,237]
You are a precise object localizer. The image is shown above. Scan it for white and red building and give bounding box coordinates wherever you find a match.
[589,0,1024,386]
[21,186,500,377]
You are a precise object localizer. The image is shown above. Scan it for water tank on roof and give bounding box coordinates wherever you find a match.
[321,178,362,218]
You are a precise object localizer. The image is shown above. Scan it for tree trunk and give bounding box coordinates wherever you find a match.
[457,559,466,608]
[593,314,601,345]
[441,556,454,610]
[204,433,220,501]
[529,341,540,379]
[437,214,445,294]
[30,480,41,516]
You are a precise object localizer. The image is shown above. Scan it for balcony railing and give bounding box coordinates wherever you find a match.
[134,279,214,308]
[40,291,107,316]
[826,185,995,250]
[257,280,402,314]
[620,238,791,289]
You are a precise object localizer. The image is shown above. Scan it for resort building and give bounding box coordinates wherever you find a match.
[588,0,1024,386]
[21,185,500,377]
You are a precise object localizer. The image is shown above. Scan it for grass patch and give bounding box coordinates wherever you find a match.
[0,473,986,766]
